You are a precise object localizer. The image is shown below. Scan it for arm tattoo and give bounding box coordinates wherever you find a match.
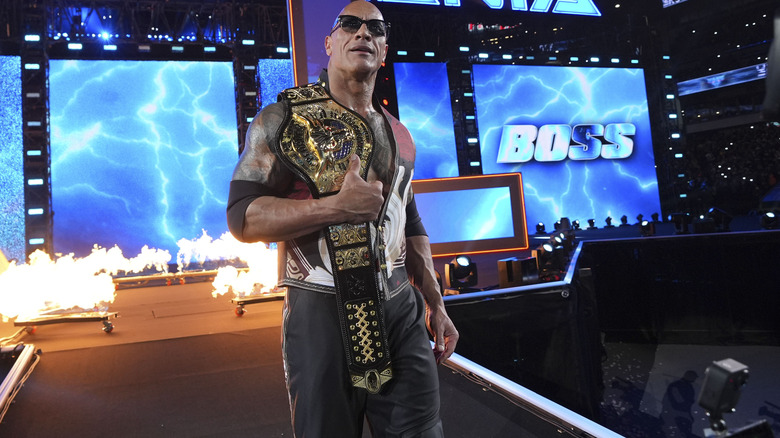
[232,103,292,191]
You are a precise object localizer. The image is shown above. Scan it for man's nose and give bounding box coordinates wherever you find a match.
[355,23,372,39]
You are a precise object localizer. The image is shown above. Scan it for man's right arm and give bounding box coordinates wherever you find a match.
[227,103,385,243]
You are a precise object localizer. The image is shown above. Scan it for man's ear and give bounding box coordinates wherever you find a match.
[381,44,389,63]
[325,35,333,56]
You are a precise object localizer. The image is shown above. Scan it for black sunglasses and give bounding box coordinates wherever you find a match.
[331,15,390,38]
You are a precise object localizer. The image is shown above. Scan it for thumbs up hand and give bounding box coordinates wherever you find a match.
[334,155,384,224]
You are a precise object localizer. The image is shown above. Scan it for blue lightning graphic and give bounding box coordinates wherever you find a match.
[415,187,513,244]
[474,64,661,231]
[394,63,459,179]
[50,60,241,257]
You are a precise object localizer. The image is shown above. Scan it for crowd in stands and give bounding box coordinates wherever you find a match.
[681,123,780,216]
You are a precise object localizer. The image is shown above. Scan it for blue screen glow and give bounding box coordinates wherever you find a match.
[257,58,294,109]
[474,64,661,231]
[677,63,767,96]
[415,186,513,243]
[0,56,25,263]
[50,60,238,257]
[394,63,459,180]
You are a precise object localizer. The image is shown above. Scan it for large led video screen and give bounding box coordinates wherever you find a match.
[394,62,459,180]
[0,56,24,263]
[50,60,238,258]
[474,65,661,231]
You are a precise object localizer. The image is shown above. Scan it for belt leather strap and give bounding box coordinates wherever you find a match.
[275,84,392,393]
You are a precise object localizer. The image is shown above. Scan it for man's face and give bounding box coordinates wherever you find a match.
[325,2,389,76]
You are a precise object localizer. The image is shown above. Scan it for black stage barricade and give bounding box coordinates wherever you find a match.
[444,229,780,437]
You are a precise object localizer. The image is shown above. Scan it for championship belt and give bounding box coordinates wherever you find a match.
[276,83,392,394]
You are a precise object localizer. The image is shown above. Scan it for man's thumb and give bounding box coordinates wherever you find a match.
[347,154,361,173]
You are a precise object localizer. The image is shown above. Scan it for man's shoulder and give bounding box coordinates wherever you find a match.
[380,107,414,144]
[250,101,286,132]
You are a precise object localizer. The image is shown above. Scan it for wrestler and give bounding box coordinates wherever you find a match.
[226,1,458,436]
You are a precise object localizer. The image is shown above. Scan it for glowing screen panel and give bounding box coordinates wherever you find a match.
[473,65,661,231]
[412,173,528,257]
[677,63,767,96]
[394,62,459,180]
[0,56,24,263]
[257,58,294,109]
[50,60,238,257]
[416,187,513,243]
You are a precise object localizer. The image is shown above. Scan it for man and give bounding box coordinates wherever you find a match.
[226,1,458,436]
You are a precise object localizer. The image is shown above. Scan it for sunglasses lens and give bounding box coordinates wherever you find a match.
[337,16,387,37]
[367,21,386,37]
[340,17,363,32]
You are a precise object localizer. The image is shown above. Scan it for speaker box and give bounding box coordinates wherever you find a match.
[498,256,538,288]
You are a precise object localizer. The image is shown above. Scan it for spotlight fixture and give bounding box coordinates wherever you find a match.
[532,241,567,280]
[535,222,547,234]
[605,216,614,228]
[640,220,655,237]
[572,220,581,230]
[636,214,644,224]
[587,219,597,229]
[531,242,555,269]
[619,215,629,227]
[651,212,660,222]
[553,231,575,253]
[760,211,778,230]
[444,255,478,292]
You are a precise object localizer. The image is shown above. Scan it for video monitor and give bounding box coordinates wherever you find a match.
[50,60,238,258]
[394,62,459,180]
[678,63,767,96]
[412,173,528,257]
[473,64,661,232]
[0,56,24,263]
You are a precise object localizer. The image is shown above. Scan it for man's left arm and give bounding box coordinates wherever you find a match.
[406,232,459,364]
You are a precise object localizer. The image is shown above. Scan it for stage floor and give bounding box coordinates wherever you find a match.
[0,282,571,437]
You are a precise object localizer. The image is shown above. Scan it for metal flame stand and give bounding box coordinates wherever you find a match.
[14,311,119,334]
[113,268,249,289]
[231,287,286,316]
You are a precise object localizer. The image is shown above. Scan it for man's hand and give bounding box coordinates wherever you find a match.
[336,154,384,224]
[427,302,459,365]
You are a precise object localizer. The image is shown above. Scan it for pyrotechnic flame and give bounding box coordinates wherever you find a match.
[0,231,277,322]
[0,245,171,322]
[174,231,278,298]
[0,250,115,322]
[88,244,171,275]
